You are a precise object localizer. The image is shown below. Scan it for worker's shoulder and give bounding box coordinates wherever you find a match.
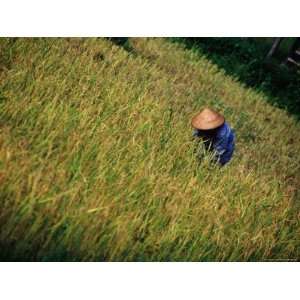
[216,122,230,137]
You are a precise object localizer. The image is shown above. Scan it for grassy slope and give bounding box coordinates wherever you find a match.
[0,38,299,261]
[172,38,300,118]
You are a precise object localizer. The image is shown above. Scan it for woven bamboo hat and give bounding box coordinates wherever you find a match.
[191,108,225,130]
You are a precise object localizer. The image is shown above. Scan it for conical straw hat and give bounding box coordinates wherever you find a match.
[191,108,225,130]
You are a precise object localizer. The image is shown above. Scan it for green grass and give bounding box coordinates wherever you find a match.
[0,38,299,261]
[172,38,300,118]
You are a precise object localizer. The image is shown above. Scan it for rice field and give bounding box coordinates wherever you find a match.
[0,37,299,261]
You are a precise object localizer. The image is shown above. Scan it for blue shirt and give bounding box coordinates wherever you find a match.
[193,122,235,165]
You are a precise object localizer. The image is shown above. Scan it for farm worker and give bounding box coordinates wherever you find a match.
[191,108,235,165]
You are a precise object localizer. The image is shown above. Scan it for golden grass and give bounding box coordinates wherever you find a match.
[0,37,299,261]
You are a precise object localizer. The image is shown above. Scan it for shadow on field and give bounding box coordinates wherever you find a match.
[107,37,136,55]
[172,38,300,120]
[0,239,82,262]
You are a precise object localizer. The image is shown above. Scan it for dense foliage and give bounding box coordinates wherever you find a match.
[173,38,300,118]
[0,38,299,261]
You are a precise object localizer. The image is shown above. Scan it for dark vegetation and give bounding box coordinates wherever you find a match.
[172,38,300,119]
[107,37,134,53]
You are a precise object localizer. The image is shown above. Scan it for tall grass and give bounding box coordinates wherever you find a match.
[172,37,300,118]
[0,38,299,261]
